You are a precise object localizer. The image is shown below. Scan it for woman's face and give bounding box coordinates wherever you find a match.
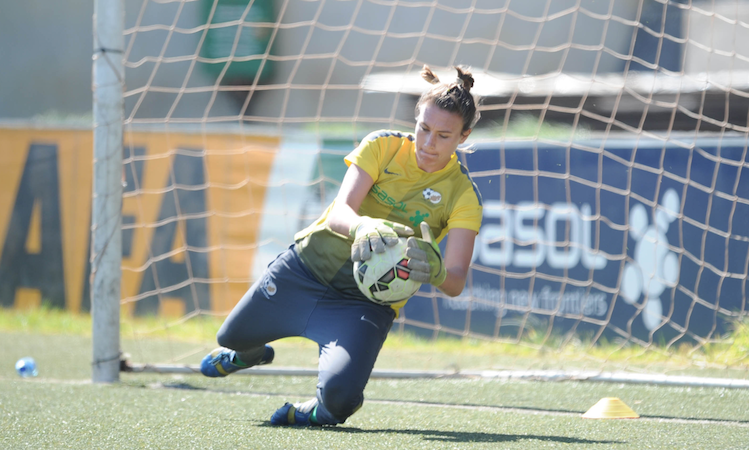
[414,101,471,173]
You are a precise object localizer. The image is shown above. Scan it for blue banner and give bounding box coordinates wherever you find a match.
[403,136,749,342]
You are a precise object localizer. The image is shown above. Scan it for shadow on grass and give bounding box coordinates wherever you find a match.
[255,422,625,445]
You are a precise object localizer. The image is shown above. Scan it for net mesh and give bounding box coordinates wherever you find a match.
[118,0,749,373]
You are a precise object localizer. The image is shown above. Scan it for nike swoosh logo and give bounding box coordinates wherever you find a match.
[384,168,399,175]
[360,315,379,329]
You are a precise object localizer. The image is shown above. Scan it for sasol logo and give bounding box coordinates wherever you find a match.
[620,189,680,331]
[472,201,606,270]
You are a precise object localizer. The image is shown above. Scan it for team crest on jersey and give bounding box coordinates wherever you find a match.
[260,275,277,299]
[422,188,442,204]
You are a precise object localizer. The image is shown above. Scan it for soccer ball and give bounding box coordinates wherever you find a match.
[353,238,422,305]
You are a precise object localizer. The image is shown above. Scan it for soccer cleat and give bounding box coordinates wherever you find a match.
[270,398,319,426]
[199,345,274,378]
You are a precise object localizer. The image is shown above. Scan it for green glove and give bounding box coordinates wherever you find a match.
[350,216,414,261]
[406,222,446,286]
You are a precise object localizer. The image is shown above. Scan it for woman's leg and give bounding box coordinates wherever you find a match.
[209,246,326,367]
[304,297,395,425]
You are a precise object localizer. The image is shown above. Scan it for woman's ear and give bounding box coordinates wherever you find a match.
[459,128,472,144]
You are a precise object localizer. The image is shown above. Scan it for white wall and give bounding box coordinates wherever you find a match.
[683,1,749,73]
[0,0,692,121]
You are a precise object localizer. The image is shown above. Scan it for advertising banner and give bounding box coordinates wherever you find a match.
[402,136,749,341]
[0,127,277,316]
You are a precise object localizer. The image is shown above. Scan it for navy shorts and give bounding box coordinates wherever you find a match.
[216,244,396,423]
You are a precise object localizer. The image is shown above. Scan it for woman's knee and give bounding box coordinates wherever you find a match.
[216,321,246,350]
[319,382,364,420]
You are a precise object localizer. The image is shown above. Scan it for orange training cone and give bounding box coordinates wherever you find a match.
[582,397,639,419]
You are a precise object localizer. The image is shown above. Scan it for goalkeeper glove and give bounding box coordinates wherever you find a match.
[406,222,447,286]
[350,216,413,261]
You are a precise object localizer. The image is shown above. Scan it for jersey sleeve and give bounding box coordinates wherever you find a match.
[445,188,483,235]
[344,131,384,181]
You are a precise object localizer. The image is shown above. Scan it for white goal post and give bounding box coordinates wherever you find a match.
[90,0,749,383]
[92,0,125,383]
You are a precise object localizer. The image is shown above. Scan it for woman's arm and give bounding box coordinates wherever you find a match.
[437,228,476,297]
[326,163,375,237]
[329,163,414,261]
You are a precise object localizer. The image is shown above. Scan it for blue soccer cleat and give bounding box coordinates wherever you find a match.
[200,345,274,378]
[270,398,319,426]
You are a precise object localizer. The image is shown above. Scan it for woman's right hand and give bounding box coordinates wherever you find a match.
[350,217,413,261]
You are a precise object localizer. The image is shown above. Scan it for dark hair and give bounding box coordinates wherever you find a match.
[415,65,480,133]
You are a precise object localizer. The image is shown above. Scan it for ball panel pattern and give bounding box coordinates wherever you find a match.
[353,238,422,304]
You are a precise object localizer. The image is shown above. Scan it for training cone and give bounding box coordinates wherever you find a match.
[582,397,639,419]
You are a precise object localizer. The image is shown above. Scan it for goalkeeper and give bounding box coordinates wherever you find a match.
[200,65,484,427]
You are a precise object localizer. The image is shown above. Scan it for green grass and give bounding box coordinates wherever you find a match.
[3,309,749,448]
[3,336,749,449]
[29,110,93,127]
[5,307,749,375]
[469,114,593,141]
[6,376,749,449]
[298,114,593,142]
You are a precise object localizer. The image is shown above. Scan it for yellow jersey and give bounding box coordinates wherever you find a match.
[294,130,483,306]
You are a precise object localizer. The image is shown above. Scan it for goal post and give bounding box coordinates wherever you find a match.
[91,0,749,379]
[91,0,125,383]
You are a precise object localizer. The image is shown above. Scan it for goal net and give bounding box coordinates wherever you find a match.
[111,0,749,377]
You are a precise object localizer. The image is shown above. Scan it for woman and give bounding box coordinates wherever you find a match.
[201,65,483,427]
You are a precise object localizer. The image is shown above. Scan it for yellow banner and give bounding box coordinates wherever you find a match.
[0,127,278,316]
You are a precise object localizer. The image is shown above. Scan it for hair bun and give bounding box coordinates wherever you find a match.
[420,65,441,85]
[455,66,474,92]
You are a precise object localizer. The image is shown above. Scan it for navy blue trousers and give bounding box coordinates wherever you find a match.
[216,245,395,425]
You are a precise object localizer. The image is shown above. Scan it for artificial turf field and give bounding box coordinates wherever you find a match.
[3,331,749,449]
